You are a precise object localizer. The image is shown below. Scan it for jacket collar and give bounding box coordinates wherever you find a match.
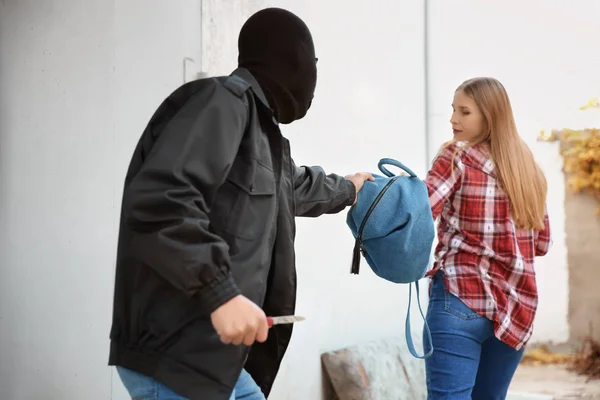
[231,68,277,124]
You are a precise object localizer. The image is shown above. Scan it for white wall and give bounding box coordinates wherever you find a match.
[265,2,427,399]
[427,0,600,344]
[6,0,595,398]
[199,0,429,398]
[0,0,205,399]
[0,0,427,399]
[0,1,116,399]
[6,0,597,398]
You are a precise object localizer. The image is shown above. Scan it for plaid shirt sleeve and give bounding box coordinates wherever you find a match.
[424,144,464,220]
[535,208,552,256]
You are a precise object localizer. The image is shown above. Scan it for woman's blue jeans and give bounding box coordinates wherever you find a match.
[424,272,525,399]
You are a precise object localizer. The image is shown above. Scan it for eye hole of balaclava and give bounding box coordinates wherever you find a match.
[238,8,317,124]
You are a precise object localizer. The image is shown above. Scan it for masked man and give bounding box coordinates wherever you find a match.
[108,7,373,400]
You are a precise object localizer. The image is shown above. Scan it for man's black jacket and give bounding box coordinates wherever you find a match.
[108,68,355,399]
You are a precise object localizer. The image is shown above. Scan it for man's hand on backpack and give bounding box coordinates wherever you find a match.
[345,172,375,205]
[210,295,269,346]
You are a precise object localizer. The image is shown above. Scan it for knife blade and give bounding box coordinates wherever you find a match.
[266,315,305,327]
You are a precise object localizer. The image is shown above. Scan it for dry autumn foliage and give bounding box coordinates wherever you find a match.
[538,98,600,215]
[569,337,600,381]
[521,345,574,366]
[520,339,600,381]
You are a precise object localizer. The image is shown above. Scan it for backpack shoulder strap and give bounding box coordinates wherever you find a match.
[405,280,434,359]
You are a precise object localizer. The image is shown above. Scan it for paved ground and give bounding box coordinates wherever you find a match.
[508,364,600,399]
[322,339,600,399]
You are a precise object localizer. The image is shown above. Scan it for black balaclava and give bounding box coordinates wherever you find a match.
[238,8,317,124]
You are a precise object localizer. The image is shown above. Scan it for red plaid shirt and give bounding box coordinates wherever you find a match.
[424,141,552,350]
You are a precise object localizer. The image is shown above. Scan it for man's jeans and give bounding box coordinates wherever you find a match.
[116,366,265,400]
[424,272,525,399]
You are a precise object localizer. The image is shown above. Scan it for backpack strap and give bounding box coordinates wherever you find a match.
[405,280,434,359]
[378,158,417,178]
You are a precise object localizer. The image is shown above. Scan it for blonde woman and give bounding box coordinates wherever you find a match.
[423,77,552,399]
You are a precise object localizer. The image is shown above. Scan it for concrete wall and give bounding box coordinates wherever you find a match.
[265,2,427,398]
[0,1,209,399]
[5,0,596,398]
[1,2,116,399]
[426,0,600,345]
[564,168,600,343]
[0,0,426,399]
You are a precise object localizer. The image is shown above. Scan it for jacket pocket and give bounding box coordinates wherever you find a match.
[220,157,276,241]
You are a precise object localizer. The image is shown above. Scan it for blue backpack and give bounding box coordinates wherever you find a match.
[346,158,435,359]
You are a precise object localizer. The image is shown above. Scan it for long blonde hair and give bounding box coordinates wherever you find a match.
[446,77,547,230]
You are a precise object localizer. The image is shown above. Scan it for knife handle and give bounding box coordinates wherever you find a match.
[266,317,274,328]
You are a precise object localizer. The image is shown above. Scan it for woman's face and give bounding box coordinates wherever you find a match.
[450,89,484,142]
